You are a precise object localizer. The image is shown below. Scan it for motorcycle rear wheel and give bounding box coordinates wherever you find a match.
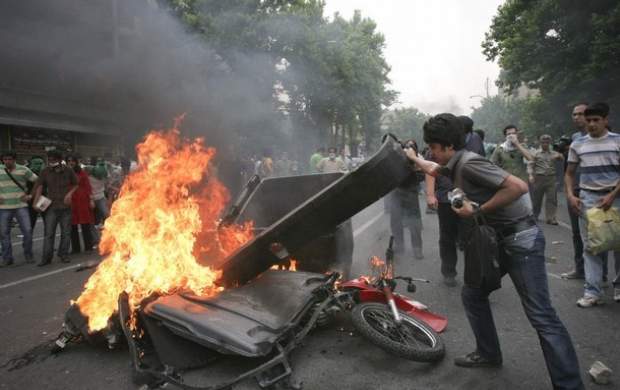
[351,302,445,362]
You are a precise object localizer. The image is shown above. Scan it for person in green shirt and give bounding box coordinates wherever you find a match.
[309,147,325,173]
[490,125,534,182]
[0,150,38,265]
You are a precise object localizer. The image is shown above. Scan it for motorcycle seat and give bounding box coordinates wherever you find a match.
[143,270,325,357]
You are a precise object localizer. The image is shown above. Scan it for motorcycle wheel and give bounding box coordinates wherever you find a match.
[351,302,445,362]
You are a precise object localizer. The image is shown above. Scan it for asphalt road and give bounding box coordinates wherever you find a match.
[1,194,619,390]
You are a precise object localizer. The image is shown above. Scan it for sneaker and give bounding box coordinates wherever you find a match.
[36,261,51,267]
[413,248,424,260]
[443,276,457,287]
[614,288,620,303]
[454,351,502,368]
[576,296,603,308]
[561,269,584,280]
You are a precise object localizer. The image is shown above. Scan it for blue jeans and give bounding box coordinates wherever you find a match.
[42,207,72,263]
[462,226,583,390]
[578,190,620,298]
[0,207,33,260]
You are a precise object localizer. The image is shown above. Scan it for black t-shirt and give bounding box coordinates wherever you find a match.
[446,151,532,229]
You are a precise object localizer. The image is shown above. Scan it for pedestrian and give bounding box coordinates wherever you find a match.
[565,102,620,306]
[258,149,274,178]
[316,147,348,173]
[425,116,486,287]
[0,150,38,266]
[528,134,564,224]
[406,113,583,389]
[86,157,109,227]
[66,155,96,254]
[26,156,46,231]
[309,147,325,173]
[387,139,424,260]
[274,152,292,177]
[490,125,534,182]
[32,150,78,266]
[561,102,604,280]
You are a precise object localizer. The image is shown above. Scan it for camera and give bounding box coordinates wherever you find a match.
[448,188,466,209]
[553,135,571,153]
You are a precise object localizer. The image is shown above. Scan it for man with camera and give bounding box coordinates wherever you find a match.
[405,113,583,389]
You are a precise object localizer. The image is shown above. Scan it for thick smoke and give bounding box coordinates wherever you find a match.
[0,0,295,157]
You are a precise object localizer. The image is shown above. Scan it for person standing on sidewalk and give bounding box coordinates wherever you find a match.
[33,150,78,266]
[0,150,38,266]
[528,135,564,224]
[565,102,620,306]
[407,113,584,389]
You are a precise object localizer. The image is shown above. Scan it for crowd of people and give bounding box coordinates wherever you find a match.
[0,150,130,267]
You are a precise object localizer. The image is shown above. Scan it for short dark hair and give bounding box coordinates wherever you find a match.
[458,115,474,133]
[573,102,589,108]
[423,113,465,150]
[327,147,337,153]
[503,125,518,136]
[65,153,80,162]
[47,150,63,160]
[585,102,610,118]
[474,129,485,141]
[1,150,16,159]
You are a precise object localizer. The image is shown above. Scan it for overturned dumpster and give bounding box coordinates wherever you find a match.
[56,134,435,389]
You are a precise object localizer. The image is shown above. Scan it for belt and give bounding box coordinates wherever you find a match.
[497,216,537,238]
[580,187,613,194]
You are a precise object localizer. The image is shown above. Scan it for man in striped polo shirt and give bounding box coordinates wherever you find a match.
[0,150,38,266]
[565,102,620,306]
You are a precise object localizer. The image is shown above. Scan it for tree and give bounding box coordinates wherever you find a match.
[381,107,429,145]
[483,0,620,131]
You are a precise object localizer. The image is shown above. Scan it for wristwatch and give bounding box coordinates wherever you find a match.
[471,202,482,217]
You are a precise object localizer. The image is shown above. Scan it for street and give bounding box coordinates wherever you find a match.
[1,194,619,390]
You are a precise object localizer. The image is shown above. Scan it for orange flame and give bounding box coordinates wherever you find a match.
[75,120,253,331]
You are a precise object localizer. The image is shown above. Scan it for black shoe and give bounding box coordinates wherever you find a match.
[24,255,34,264]
[443,276,457,287]
[454,351,502,368]
[37,261,51,267]
[60,257,71,263]
[0,259,14,267]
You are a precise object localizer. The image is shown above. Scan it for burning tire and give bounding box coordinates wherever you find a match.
[351,302,445,362]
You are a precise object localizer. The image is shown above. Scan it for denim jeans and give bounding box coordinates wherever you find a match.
[462,226,583,389]
[578,190,620,298]
[42,207,72,263]
[93,197,109,225]
[0,207,33,261]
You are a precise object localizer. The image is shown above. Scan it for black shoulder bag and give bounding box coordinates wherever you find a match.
[452,152,502,292]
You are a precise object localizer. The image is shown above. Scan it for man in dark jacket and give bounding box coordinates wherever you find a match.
[33,150,78,265]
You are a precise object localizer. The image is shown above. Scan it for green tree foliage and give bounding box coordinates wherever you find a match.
[381,107,430,145]
[483,0,620,131]
[161,1,394,155]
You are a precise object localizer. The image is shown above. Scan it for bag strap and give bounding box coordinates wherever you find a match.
[4,168,27,193]
[451,151,489,226]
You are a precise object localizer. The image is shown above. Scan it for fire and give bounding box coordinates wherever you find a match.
[74,119,253,331]
[270,258,298,271]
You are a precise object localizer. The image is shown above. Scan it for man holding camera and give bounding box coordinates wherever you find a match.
[405,113,583,389]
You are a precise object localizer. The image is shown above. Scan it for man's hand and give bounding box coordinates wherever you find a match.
[597,193,616,211]
[20,194,32,202]
[404,147,418,160]
[426,194,438,209]
[529,175,535,184]
[568,194,582,215]
[452,199,475,218]
[64,193,73,206]
[89,199,95,209]
[507,134,519,145]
